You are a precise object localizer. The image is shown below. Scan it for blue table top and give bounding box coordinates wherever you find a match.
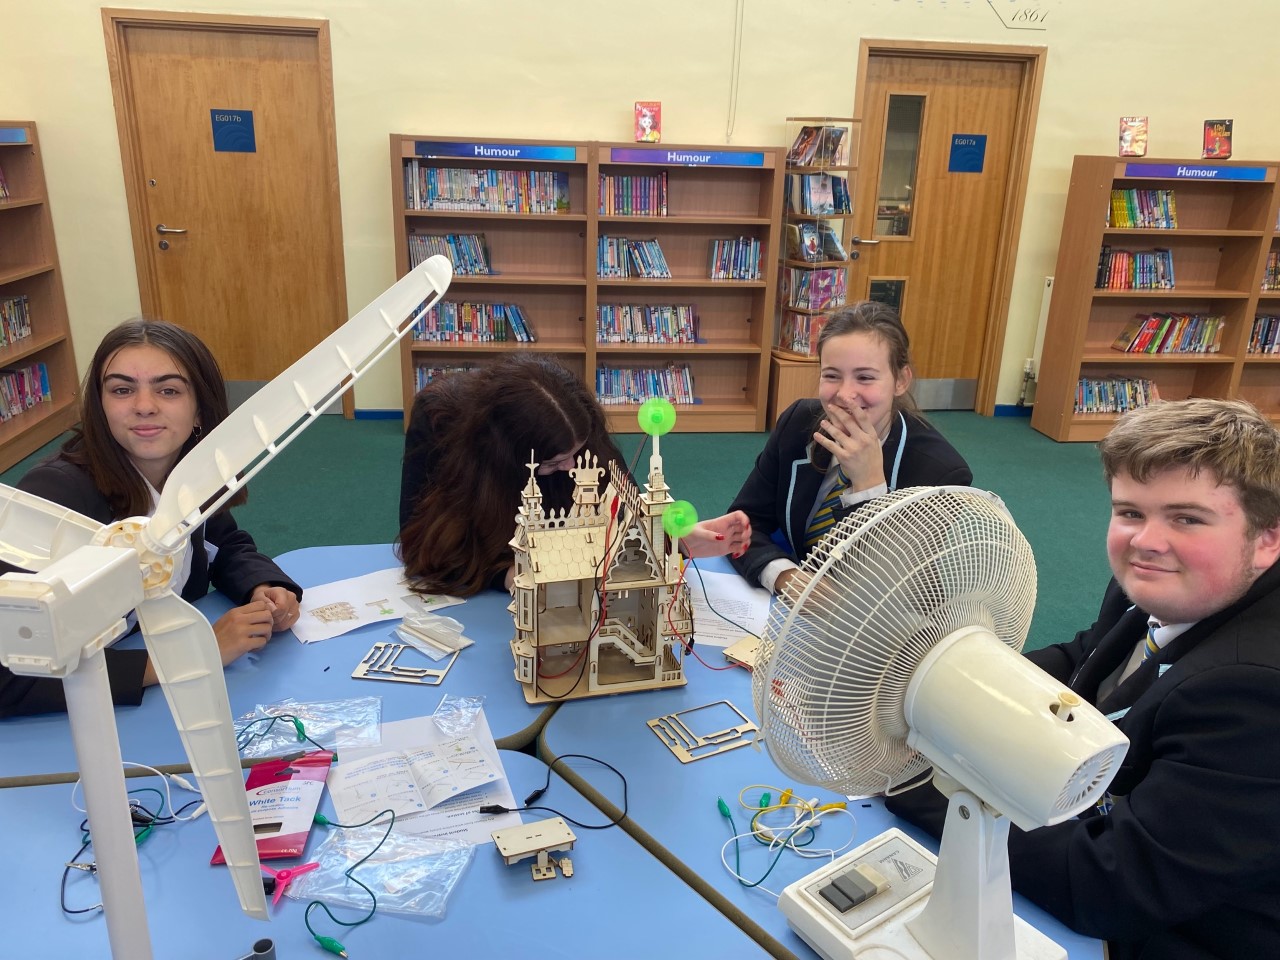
[1,750,772,960]
[1,545,548,779]
[539,652,1104,960]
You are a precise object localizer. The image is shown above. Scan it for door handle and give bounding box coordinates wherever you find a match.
[155,224,188,235]
[849,236,880,246]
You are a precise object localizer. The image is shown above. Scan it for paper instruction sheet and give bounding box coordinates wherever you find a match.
[686,565,772,648]
[328,709,520,844]
[292,565,462,643]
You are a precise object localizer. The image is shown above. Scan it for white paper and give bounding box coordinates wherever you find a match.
[685,566,772,648]
[329,710,520,845]
[326,734,500,821]
[291,565,463,643]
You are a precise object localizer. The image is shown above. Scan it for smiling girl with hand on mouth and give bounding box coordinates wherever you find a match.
[727,301,972,595]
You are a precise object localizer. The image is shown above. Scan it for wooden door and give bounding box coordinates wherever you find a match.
[852,44,1043,411]
[104,11,350,407]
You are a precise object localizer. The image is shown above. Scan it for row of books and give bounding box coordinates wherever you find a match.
[598,237,671,279]
[1263,250,1280,291]
[1074,377,1160,415]
[599,172,668,217]
[408,233,492,275]
[403,162,569,214]
[777,310,828,356]
[412,300,536,343]
[782,266,848,311]
[414,363,480,392]
[785,174,852,217]
[786,125,849,167]
[0,294,33,347]
[413,361,705,403]
[596,304,698,344]
[1248,314,1280,354]
[0,163,9,200]
[1095,245,1175,290]
[0,361,52,423]
[708,237,762,281]
[1110,312,1224,354]
[1107,189,1178,230]
[785,222,847,262]
[596,363,695,405]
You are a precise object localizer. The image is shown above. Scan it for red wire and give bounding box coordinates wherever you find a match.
[668,549,746,673]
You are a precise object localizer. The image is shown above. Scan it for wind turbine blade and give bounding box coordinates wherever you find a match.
[0,484,104,572]
[145,254,453,552]
[137,591,267,920]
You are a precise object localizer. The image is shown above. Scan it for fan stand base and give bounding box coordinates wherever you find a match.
[778,826,1066,960]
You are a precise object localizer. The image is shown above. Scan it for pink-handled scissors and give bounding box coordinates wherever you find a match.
[261,861,321,908]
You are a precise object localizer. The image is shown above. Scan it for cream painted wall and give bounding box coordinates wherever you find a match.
[1,0,1275,412]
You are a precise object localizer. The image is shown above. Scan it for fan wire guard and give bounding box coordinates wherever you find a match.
[752,487,1037,796]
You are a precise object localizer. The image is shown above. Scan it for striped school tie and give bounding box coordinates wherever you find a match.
[804,467,850,549]
[1142,619,1162,660]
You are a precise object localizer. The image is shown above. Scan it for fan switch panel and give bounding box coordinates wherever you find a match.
[819,864,890,912]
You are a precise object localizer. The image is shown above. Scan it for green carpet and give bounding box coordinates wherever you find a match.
[1,411,1113,652]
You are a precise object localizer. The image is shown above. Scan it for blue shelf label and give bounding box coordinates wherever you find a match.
[609,148,765,167]
[1125,163,1267,181]
[414,141,578,162]
[0,127,29,144]
[948,134,987,174]
[210,110,256,153]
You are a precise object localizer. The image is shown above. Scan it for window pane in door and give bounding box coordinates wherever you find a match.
[874,95,924,238]
[869,279,905,313]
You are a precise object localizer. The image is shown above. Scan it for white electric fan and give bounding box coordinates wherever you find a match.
[754,486,1128,960]
[0,255,453,960]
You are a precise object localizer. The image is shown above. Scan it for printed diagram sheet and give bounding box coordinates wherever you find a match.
[328,734,499,819]
[328,710,520,844]
[291,565,462,643]
[686,565,772,647]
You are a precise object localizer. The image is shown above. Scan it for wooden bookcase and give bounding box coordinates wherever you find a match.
[391,135,784,432]
[769,117,860,427]
[1032,154,1280,442]
[0,121,78,471]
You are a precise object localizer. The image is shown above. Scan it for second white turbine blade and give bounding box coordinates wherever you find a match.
[146,254,453,552]
[0,484,104,573]
[136,591,267,921]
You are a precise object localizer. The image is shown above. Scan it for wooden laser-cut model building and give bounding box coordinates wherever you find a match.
[508,440,692,704]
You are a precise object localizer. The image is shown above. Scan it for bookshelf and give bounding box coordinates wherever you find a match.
[0,121,78,471]
[1032,155,1280,442]
[770,117,860,427]
[391,135,784,432]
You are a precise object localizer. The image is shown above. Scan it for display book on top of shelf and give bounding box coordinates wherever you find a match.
[0,120,78,471]
[391,134,785,432]
[769,118,860,427]
[1031,154,1280,442]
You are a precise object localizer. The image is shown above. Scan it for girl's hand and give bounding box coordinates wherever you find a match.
[681,511,752,559]
[250,584,301,632]
[813,404,885,492]
[212,600,275,665]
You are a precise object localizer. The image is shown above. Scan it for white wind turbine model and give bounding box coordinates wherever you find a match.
[0,255,453,960]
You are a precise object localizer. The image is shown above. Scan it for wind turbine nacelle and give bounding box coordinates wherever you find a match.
[0,545,143,677]
[904,625,1129,832]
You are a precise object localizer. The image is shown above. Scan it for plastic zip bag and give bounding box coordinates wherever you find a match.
[286,822,473,919]
[432,693,484,737]
[235,696,382,759]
